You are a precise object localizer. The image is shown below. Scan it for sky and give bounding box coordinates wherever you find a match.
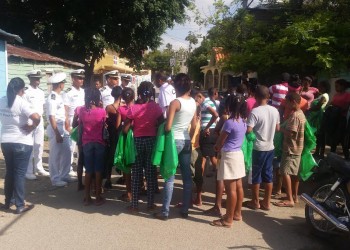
[160,0,260,50]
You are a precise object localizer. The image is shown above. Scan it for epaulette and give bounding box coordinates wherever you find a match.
[51,94,56,100]
[65,87,72,93]
[172,89,176,94]
[24,87,28,90]
[100,86,106,92]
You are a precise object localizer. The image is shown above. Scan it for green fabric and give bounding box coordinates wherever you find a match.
[70,126,79,142]
[299,121,317,181]
[274,131,284,158]
[307,100,324,133]
[152,123,178,181]
[114,129,136,174]
[241,131,256,173]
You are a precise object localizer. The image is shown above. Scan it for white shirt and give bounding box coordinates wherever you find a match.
[23,85,45,116]
[62,86,85,119]
[172,97,196,140]
[100,85,114,109]
[46,91,66,124]
[0,95,35,145]
[158,83,176,117]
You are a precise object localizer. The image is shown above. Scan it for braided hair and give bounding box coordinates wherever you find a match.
[84,87,102,109]
[121,87,135,104]
[137,81,155,103]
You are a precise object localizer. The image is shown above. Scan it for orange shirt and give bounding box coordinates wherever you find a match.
[280,97,308,121]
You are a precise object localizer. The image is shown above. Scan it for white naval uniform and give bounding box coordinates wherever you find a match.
[23,85,46,175]
[62,87,85,165]
[158,83,176,118]
[46,91,71,184]
[100,85,114,109]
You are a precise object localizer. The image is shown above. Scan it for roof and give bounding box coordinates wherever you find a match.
[0,29,22,43]
[7,44,84,67]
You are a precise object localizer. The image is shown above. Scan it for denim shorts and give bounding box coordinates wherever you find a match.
[83,142,105,174]
[251,150,274,184]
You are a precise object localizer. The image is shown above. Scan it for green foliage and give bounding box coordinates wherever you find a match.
[203,0,350,82]
[0,0,192,78]
[143,49,182,76]
[187,39,212,84]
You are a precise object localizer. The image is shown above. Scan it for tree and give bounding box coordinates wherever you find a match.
[0,0,192,81]
[142,49,181,77]
[203,0,350,82]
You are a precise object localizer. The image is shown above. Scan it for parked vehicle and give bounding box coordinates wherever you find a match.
[301,153,350,237]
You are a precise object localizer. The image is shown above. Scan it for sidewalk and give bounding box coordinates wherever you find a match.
[0,143,347,249]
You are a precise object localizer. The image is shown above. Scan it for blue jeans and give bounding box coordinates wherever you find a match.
[1,143,33,209]
[83,142,106,174]
[161,139,192,216]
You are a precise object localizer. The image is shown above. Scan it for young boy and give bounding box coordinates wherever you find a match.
[274,92,306,207]
[244,85,280,210]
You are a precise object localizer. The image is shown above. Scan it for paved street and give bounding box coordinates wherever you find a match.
[0,144,349,249]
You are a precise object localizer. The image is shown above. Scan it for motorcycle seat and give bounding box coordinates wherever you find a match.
[327,153,350,177]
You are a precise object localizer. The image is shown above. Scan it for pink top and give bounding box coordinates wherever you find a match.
[331,92,350,116]
[246,97,257,115]
[79,107,107,146]
[118,105,130,122]
[126,101,163,137]
[301,87,319,108]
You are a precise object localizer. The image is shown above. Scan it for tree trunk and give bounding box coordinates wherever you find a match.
[84,53,98,87]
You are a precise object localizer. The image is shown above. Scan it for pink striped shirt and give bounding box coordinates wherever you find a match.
[269,82,289,108]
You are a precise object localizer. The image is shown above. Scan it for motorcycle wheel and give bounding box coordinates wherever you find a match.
[305,183,347,238]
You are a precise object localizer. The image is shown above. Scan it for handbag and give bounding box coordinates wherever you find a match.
[102,120,110,141]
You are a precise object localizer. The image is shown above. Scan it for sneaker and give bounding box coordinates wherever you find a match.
[62,176,77,183]
[25,173,37,180]
[69,171,77,177]
[52,181,67,187]
[36,169,50,176]
[16,204,34,214]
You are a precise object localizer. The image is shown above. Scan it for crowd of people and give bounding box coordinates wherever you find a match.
[0,70,349,231]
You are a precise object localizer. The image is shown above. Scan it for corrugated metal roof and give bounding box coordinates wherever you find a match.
[7,44,84,67]
[0,29,22,43]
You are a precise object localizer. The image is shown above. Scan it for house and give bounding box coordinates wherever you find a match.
[0,29,22,97]
[7,44,84,94]
[200,47,257,91]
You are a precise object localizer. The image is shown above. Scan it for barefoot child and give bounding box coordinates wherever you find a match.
[210,95,247,228]
[274,92,306,207]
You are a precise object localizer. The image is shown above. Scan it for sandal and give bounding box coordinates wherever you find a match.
[203,206,222,217]
[273,201,294,207]
[242,201,259,210]
[209,218,232,228]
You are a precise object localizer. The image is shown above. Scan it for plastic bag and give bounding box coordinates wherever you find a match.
[241,132,256,173]
[273,131,283,158]
[70,126,79,142]
[299,121,317,181]
[114,129,135,174]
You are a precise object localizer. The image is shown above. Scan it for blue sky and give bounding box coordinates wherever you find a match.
[160,0,260,50]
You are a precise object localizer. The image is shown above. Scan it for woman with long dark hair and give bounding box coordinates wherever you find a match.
[0,77,40,213]
[123,81,163,213]
[78,88,107,205]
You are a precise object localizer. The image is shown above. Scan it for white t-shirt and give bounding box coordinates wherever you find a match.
[158,83,176,117]
[100,85,114,109]
[23,85,45,116]
[46,91,66,124]
[247,105,280,151]
[172,97,196,140]
[0,95,35,145]
[62,86,85,121]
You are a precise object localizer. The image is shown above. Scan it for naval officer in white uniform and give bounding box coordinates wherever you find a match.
[46,73,72,187]
[62,69,85,172]
[23,70,50,180]
[100,70,119,108]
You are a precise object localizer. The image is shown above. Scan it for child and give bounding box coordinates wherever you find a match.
[274,92,306,207]
[244,85,280,211]
[210,95,247,228]
[123,81,163,213]
[116,87,135,202]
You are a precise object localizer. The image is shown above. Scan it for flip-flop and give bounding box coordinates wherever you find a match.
[259,201,271,211]
[209,218,232,228]
[203,207,222,217]
[273,201,294,207]
[242,201,259,210]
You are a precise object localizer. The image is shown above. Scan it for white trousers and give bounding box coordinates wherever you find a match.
[26,119,45,174]
[47,124,71,183]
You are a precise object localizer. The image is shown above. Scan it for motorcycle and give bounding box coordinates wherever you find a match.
[301,152,350,237]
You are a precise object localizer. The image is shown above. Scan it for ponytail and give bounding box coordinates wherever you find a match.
[7,77,25,108]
